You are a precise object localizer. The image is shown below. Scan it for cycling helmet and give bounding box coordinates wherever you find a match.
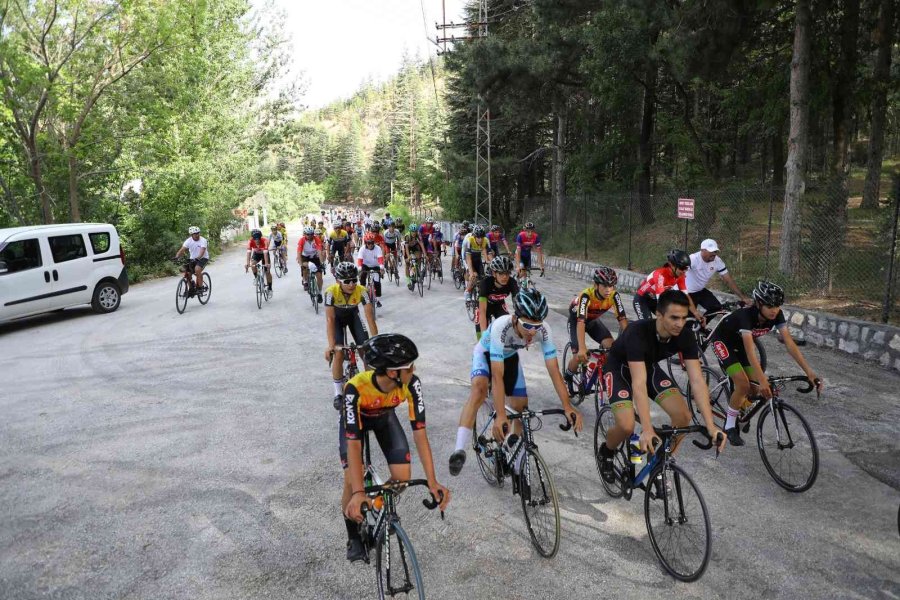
[361,333,419,372]
[251,229,262,239]
[473,226,485,238]
[303,226,315,235]
[334,262,359,280]
[524,222,535,230]
[188,226,200,234]
[408,224,419,233]
[592,265,618,286]
[314,228,324,236]
[363,232,376,243]
[425,217,434,224]
[490,255,514,274]
[270,224,277,229]
[371,223,382,232]
[513,287,549,321]
[752,280,785,307]
[490,224,500,232]
[666,249,691,270]
[462,220,471,228]
[385,212,391,218]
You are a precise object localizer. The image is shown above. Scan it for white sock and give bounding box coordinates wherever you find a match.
[455,427,473,452]
[333,379,345,396]
[725,407,739,430]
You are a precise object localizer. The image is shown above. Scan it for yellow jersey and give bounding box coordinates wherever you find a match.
[323,282,367,310]
[463,233,489,254]
[570,286,627,321]
[342,370,426,435]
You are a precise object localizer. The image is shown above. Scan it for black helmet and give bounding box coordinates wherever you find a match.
[251,229,262,239]
[361,333,419,371]
[473,226,485,237]
[513,287,549,321]
[334,262,358,280]
[524,222,535,230]
[462,220,471,228]
[752,280,785,307]
[592,266,618,286]
[490,255,514,274]
[666,249,691,270]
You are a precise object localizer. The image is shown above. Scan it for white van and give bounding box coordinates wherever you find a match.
[0,223,129,324]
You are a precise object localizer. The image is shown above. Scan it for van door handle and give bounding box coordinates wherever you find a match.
[52,270,58,281]
[44,271,50,283]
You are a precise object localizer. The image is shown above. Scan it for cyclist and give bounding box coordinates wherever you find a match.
[462,226,489,302]
[475,255,518,341]
[596,290,727,481]
[328,225,352,272]
[710,280,823,446]
[486,225,511,259]
[514,222,543,279]
[268,224,287,273]
[369,222,387,253]
[431,226,445,259]
[633,249,704,323]
[564,266,628,386]
[383,221,402,271]
[245,229,272,294]
[451,221,471,274]
[356,232,385,308]
[382,212,394,229]
[449,287,583,475]
[174,226,209,292]
[341,334,452,561]
[325,262,378,410]
[403,224,425,289]
[418,218,440,274]
[363,212,374,231]
[686,239,751,312]
[297,226,324,301]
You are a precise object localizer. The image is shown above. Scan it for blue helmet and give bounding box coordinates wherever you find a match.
[513,287,548,321]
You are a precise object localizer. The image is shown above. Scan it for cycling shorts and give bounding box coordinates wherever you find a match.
[489,243,499,255]
[602,360,680,411]
[632,295,657,320]
[468,253,484,278]
[711,338,756,378]
[274,240,283,248]
[385,241,397,253]
[567,313,613,351]
[475,302,509,335]
[339,410,409,469]
[519,253,532,270]
[471,347,527,398]
[251,252,267,265]
[334,312,369,347]
[301,255,322,269]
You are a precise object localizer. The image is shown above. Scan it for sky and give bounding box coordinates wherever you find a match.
[261,0,469,109]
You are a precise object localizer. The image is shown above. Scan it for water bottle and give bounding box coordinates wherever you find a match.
[629,433,643,465]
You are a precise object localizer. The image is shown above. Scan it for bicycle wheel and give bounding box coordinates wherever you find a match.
[310,278,320,314]
[376,521,425,600]
[175,279,189,314]
[594,406,625,498]
[756,400,819,492]
[687,367,729,427]
[644,461,712,582]
[369,283,377,319]
[473,400,501,487]
[393,264,400,287]
[562,343,588,405]
[274,256,283,278]
[453,268,463,290]
[255,276,263,309]
[417,266,424,297]
[466,299,477,323]
[519,448,561,558]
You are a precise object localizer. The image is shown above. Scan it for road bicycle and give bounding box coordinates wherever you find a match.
[451,261,466,290]
[427,251,443,286]
[518,267,544,290]
[306,261,321,314]
[472,404,576,558]
[251,259,271,309]
[594,419,719,581]
[687,371,820,492]
[173,257,211,314]
[363,268,380,318]
[330,341,360,410]
[561,343,609,408]
[357,430,443,600]
[385,250,400,287]
[272,247,287,278]
[408,256,425,297]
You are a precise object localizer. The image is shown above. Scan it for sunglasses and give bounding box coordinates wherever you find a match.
[519,320,543,331]
[340,279,358,285]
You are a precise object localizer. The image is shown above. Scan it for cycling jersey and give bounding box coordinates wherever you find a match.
[323,283,368,310]
[269,231,284,247]
[478,314,557,361]
[405,233,424,251]
[329,229,350,244]
[713,306,786,345]
[356,244,384,268]
[570,287,627,322]
[607,318,699,370]
[515,231,541,254]
[343,370,425,426]
[478,276,518,306]
[453,230,469,248]
[462,234,488,255]
[487,231,506,244]
[383,228,401,245]
[298,236,322,258]
[247,238,268,253]
[635,265,687,299]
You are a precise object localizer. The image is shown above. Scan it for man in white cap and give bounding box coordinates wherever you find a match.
[686,239,751,313]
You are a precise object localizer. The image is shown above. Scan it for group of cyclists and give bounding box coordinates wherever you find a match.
[175,209,825,579]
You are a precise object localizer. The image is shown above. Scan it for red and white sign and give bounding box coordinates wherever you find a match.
[677,198,695,220]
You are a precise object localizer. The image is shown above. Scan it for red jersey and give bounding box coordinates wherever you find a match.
[487,231,506,244]
[636,265,686,298]
[248,238,268,252]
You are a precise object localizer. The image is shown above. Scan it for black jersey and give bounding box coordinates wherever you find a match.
[607,318,699,369]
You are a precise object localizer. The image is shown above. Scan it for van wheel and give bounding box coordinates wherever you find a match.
[92,281,121,314]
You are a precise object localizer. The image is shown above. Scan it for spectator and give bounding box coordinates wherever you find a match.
[686,239,752,313]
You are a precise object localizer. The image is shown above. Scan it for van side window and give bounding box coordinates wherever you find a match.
[0,238,43,273]
[89,232,111,254]
[49,234,87,263]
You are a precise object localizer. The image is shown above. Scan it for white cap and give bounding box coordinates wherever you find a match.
[700,239,719,253]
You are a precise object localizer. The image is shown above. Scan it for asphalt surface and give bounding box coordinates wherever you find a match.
[1,233,899,600]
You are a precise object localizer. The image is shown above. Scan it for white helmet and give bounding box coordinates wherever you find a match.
[188,226,200,234]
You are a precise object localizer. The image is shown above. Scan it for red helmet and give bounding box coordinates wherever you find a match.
[363,232,376,243]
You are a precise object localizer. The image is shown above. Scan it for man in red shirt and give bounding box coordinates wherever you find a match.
[245,229,273,293]
[633,249,703,323]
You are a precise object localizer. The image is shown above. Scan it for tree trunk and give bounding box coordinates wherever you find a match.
[780,0,811,277]
[68,152,81,222]
[26,139,53,224]
[861,0,895,209]
[638,64,657,225]
[553,106,567,227]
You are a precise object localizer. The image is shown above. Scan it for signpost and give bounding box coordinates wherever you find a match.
[677,198,695,249]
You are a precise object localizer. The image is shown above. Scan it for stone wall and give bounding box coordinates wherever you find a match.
[544,256,900,374]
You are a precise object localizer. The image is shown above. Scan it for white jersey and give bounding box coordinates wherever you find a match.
[685,252,728,293]
[478,314,557,361]
[182,236,208,260]
[355,244,384,268]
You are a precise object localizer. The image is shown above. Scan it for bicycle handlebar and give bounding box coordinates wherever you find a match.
[505,408,578,437]
[362,479,445,520]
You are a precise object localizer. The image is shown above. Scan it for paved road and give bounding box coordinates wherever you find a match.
[2,235,899,600]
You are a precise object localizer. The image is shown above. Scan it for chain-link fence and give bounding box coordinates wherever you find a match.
[518,177,900,324]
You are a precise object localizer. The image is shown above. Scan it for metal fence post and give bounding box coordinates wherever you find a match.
[882,175,900,324]
[627,190,634,270]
